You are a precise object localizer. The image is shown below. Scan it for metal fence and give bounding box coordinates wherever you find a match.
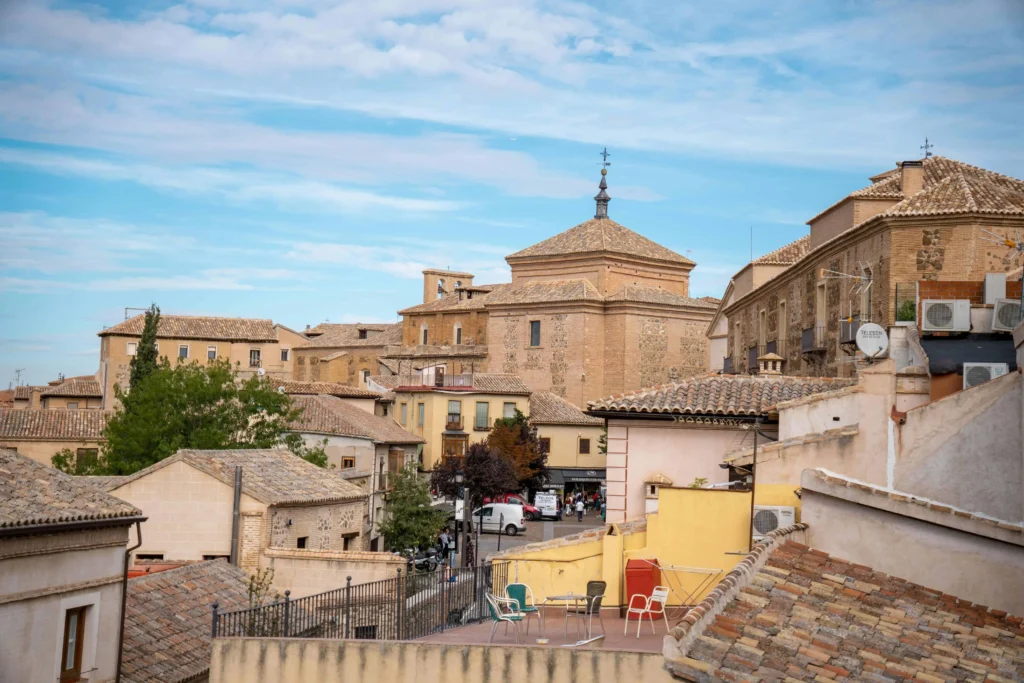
[212,563,508,642]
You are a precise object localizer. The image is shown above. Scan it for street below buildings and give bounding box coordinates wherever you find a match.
[473,513,605,557]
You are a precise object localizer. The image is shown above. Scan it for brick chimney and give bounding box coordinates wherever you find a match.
[30,388,42,408]
[900,160,924,197]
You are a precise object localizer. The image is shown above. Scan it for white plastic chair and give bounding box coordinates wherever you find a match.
[623,586,670,638]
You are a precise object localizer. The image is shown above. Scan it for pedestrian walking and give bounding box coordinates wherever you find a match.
[576,498,584,522]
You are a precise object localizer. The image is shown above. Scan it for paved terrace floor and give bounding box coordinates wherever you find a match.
[419,606,674,654]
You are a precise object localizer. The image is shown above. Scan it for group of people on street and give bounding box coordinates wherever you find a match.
[564,490,603,522]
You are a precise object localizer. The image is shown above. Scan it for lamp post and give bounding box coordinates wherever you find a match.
[455,471,470,567]
[747,423,758,552]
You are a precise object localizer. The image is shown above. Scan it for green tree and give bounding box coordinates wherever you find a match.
[101,357,300,475]
[487,409,549,492]
[281,433,331,468]
[598,426,608,455]
[377,464,447,552]
[129,304,161,392]
[51,447,101,476]
[430,442,518,511]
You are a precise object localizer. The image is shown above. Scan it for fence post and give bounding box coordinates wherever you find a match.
[395,568,403,640]
[344,576,352,639]
[282,590,291,638]
[211,601,219,638]
[439,565,446,633]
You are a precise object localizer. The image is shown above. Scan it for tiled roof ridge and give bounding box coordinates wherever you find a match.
[751,235,812,266]
[506,217,695,265]
[807,468,1024,533]
[588,374,853,410]
[39,379,102,398]
[665,522,809,672]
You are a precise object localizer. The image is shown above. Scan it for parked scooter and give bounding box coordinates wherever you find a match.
[404,545,439,573]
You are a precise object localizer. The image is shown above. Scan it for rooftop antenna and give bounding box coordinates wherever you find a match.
[920,137,934,158]
[14,368,24,386]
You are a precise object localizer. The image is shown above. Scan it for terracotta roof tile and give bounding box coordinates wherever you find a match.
[667,537,1024,682]
[481,279,604,306]
[39,379,102,398]
[13,385,44,400]
[507,217,694,265]
[122,560,257,683]
[529,391,603,426]
[398,284,509,315]
[98,314,278,342]
[370,373,531,395]
[289,394,424,444]
[751,235,812,266]
[605,284,719,308]
[298,322,402,350]
[0,407,111,440]
[270,378,384,399]
[0,449,140,529]
[105,449,365,505]
[588,375,854,416]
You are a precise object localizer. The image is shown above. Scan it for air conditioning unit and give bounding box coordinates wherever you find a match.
[752,505,796,540]
[962,362,1009,389]
[991,299,1022,332]
[920,300,971,333]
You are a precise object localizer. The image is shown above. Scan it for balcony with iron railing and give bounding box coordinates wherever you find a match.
[801,326,827,353]
[723,356,734,374]
[445,414,464,431]
[840,314,863,345]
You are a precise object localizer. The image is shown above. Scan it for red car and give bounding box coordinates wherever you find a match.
[483,493,540,521]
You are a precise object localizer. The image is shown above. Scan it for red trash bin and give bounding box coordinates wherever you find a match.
[625,558,663,620]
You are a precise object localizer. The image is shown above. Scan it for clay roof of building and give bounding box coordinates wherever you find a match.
[665,530,1024,683]
[298,322,402,349]
[398,284,509,315]
[588,375,854,416]
[507,218,695,266]
[0,407,111,441]
[605,284,719,308]
[98,314,278,342]
[481,279,604,306]
[0,389,12,407]
[104,449,365,505]
[289,394,425,444]
[122,560,256,683]
[370,373,531,395]
[39,379,102,398]
[367,375,400,389]
[13,385,43,400]
[0,448,140,530]
[751,235,813,266]
[269,378,384,400]
[529,391,603,426]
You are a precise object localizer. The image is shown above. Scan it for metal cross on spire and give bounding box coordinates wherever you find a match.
[920,137,934,158]
[600,147,611,170]
[594,147,611,219]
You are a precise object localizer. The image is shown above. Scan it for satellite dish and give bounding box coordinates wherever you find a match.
[855,323,889,358]
[257,367,265,376]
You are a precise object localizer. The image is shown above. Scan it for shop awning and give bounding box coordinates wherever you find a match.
[554,468,606,484]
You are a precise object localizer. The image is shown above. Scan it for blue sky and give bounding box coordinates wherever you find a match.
[1,0,1023,385]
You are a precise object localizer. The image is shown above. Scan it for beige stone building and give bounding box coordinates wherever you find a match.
[390,172,718,408]
[0,407,109,467]
[98,315,305,406]
[722,156,1024,378]
[294,322,403,388]
[92,448,389,595]
[287,393,425,550]
[0,449,144,683]
[527,391,605,490]
[369,372,531,471]
[13,377,104,410]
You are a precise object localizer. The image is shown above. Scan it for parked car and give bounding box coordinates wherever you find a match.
[483,493,541,521]
[471,503,527,536]
[532,491,562,520]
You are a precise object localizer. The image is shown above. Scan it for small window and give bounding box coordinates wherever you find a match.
[297,536,308,549]
[136,553,165,561]
[503,402,516,419]
[280,348,290,362]
[360,369,371,385]
[126,342,137,356]
[178,344,189,359]
[154,342,159,354]
[529,320,541,346]
[579,438,591,454]
[539,437,551,454]
[417,403,425,427]
[358,329,368,340]
[67,402,78,410]
[475,402,490,430]
[448,399,461,416]
[342,456,355,469]
[400,403,408,425]
[202,554,230,561]
[381,404,388,417]
[207,346,217,360]
[61,606,87,682]
[343,533,358,551]
[249,349,261,367]
[0,446,16,453]
[454,323,463,345]
[76,448,98,470]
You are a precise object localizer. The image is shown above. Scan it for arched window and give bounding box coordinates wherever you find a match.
[453,322,463,345]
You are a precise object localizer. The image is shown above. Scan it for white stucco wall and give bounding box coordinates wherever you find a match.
[0,526,129,683]
[110,460,265,561]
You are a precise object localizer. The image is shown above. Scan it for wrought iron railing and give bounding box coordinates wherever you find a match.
[446,414,464,431]
[722,356,734,374]
[840,315,861,344]
[801,326,827,352]
[212,562,508,642]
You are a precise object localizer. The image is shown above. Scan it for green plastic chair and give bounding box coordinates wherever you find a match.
[486,593,524,643]
[505,583,542,635]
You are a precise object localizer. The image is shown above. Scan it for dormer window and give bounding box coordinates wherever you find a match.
[358,329,368,340]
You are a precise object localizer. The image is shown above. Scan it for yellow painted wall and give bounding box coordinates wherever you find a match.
[754,483,802,514]
[495,534,606,602]
[535,423,605,470]
[394,391,528,470]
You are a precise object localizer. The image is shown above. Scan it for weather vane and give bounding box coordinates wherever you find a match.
[599,147,611,170]
[920,137,934,158]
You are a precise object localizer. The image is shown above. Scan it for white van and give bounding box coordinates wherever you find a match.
[472,503,527,536]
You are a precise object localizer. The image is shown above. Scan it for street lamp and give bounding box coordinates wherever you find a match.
[455,471,469,567]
